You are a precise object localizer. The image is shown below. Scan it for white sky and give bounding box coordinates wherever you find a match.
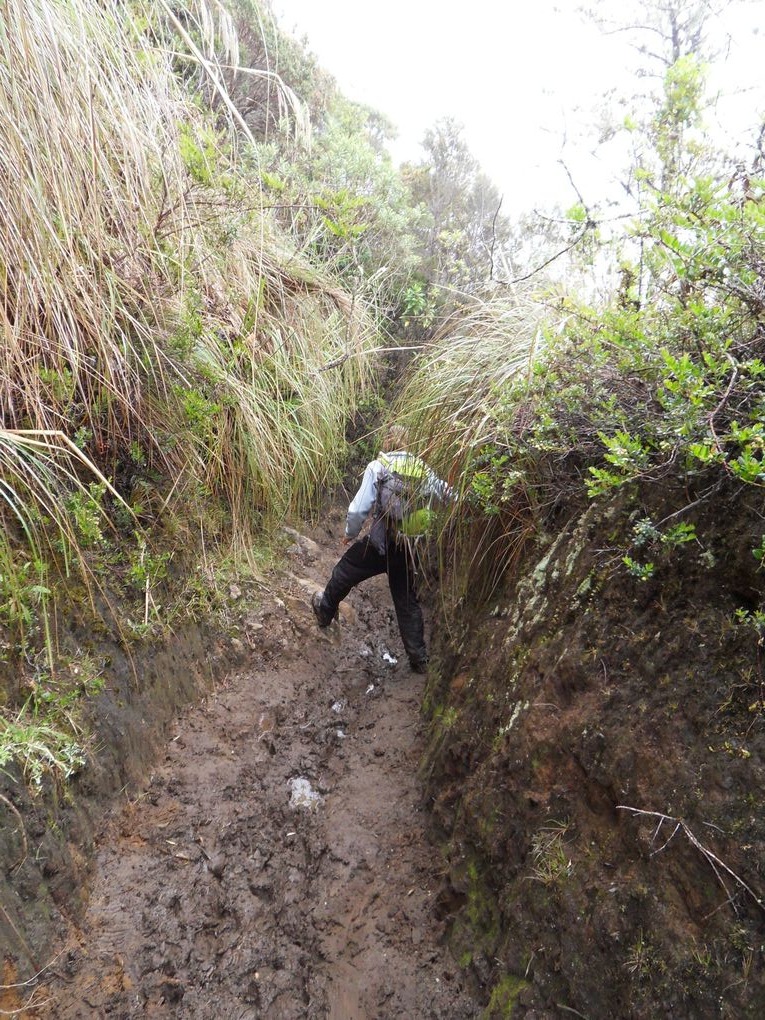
[272,0,765,216]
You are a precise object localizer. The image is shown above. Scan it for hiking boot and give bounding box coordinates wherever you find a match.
[409,657,428,674]
[311,591,334,628]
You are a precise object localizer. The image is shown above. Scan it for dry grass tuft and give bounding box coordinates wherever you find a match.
[0,0,376,653]
[392,293,551,600]
[0,0,372,527]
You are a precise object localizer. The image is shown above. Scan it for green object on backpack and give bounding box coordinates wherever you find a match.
[376,452,434,539]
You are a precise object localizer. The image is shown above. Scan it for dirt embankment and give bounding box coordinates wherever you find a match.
[422,496,765,1018]
[3,511,481,1018]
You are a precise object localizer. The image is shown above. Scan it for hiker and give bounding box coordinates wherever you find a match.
[311,426,451,673]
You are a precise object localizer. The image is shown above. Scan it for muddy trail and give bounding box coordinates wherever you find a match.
[37,513,481,1019]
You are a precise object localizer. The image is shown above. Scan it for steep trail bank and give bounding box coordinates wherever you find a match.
[421,498,765,1018]
[35,511,480,1018]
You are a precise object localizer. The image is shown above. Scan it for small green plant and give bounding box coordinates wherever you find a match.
[587,430,649,496]
[178,123,222,186]
[624,930,660,980]
[401,279,436,331]
[529,821,573,885]
[0,648,107,791]
[27,654,105,720]
[0,709,87,791]
[437,705,459,730]
[65,482,108,548]
[632,517,661,547]
[128,537,171,590]
[622,555,656,582]
[662,521,697,547]
[0,555,51,632]
[690,942,713,970]
[38,366,75,403]
[127,536,172,626]
[314,188,369,241]
[621,517,696,583]
[178,386,222,441]
[734,607,765,644]
[129,440,146,466]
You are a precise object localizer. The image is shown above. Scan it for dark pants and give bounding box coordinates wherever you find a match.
[317,536,427,666]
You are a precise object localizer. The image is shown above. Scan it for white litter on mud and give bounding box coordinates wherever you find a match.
[288,777,323,810]
[380,649,398,665]
[331,700,345,714]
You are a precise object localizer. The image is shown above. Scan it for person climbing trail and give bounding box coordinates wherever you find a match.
[312,425,451,672]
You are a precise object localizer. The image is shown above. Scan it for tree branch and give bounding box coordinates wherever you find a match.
[617,805,765,914]
[494,225,592,286]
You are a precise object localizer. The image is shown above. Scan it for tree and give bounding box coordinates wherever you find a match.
[585,0,718,69]
[582,0,745,193]
[256,94,425,313]
[403,118,515,301]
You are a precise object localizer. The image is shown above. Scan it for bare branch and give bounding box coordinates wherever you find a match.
[617,805,765,914]
[493,224,591,287]
[0,793,28,871]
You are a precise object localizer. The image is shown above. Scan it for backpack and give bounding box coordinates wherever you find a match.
[373,452,434,545]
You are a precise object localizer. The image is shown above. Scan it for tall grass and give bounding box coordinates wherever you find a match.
[0,0,376,716]
[392,295,550,601]
[0,0,179,437]
[0,0,373,542]
[167,230,374,539]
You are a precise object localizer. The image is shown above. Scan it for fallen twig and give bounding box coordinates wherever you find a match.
[0,992,51,1016]
[0,793,28,871]
[556,1005,591,1020]
[0,951,63,990]
[617,805,765,915]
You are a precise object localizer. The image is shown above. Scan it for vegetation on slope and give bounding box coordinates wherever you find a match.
[0,0,529,793]
[0,0,377,785]
[391,4,765,1013]
[398,3,765,605]
[3,0,765,1010]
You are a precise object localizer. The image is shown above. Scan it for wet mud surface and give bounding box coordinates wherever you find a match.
[37,522,480,1018]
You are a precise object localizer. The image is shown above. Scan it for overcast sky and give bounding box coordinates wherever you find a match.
[272,0,764,215]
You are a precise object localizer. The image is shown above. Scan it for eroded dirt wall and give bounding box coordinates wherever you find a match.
[424,496,765,1017]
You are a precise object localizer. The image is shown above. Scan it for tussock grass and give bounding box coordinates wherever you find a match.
[0,0,372,545]
[0,0,376,725]
[395,298,544,465]
[0,0,179,436]
[392,295,550,600]
[171,236,374,536]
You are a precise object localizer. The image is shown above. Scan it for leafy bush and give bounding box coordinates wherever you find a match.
[394,41,765,596]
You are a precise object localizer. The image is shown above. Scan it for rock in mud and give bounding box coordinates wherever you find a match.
[207,853,226,879]
[288,776,323,810]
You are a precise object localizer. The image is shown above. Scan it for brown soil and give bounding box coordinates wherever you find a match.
[421,497,765,1018]
[31,514,482,1018]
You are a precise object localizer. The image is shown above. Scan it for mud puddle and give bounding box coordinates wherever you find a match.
[36,523,480,1018]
